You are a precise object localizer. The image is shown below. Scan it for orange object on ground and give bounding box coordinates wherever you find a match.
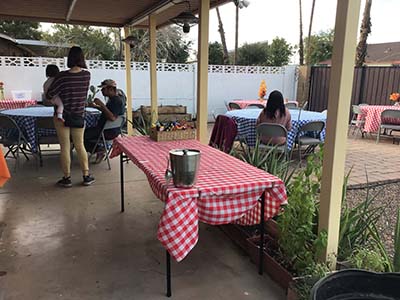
[0,148,11,187]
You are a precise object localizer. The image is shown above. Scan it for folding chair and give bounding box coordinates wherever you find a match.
[285,102,298,109]
[89,115,125,170]
[0,114,32,170]
[256,123,288,159]
[295,121,325,163]
[247,103,264,109]
[228,102,242,110]
[350,105,366,137]
[376,109,400,144]
[36,116,59,167]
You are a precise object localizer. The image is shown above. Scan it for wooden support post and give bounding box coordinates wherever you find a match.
[149,14,158,125]
[196,0,210,144]
[319,0,361,267]
[123,26,133,135]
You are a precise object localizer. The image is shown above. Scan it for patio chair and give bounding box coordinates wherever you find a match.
[256,123,288,159]
[209,115,237,153]
[302,101,309,110]
[228,102,242,110]
[349,105,365,137]
[89,115,126,170]
[0,114,31,170]
[247,103,264,109]
[295,121,325,162]
[285,102,298,109]
[376,109,400,144]
[36,116,59,167]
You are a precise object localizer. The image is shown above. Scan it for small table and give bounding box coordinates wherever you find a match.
[226,108,327,149]
[358,105,400,133]
[110,136,287,296]
[0,99,37,110]
[1,106,100,151]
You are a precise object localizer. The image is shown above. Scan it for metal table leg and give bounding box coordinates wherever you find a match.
[259,191,265,275]
[166,251,171,297]
[120,153,125,213]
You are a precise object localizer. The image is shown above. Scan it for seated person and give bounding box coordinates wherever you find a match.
[256,90,292,145]
[84,79,125,162]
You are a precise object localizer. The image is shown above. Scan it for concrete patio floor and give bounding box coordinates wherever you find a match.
[0,153,285,300]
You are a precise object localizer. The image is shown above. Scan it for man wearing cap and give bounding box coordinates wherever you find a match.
[84,79,126,162]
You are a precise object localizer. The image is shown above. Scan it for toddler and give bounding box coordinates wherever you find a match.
[43,64,64,121]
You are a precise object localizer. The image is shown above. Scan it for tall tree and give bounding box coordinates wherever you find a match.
[304,30,334,65]
[126,26,191,63]
[44,24,115,60]
[215,7,229,64]
[268,38,293,66]
[0,21,42,40]
[208,42,224,65]
[237,42,269,66]
[298,0,304,65]
[355,0,372,67]
[306,0,316,65]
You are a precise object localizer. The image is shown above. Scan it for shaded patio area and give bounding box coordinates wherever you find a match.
[0,153,284,300]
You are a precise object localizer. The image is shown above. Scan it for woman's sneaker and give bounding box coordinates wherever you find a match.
[83,175,95,186]
[57,176,72,188]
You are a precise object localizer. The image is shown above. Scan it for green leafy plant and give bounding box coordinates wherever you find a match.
[278,150,327,275]
[349,248,387,272]
[338,170,385,261]
[130,110,150,136]
[232,137,297,187]
[293,262,331,300]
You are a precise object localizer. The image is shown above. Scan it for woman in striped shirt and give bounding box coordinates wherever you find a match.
[47,46,95,187]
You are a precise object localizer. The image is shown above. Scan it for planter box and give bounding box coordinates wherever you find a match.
[247,235,293,290]
[149,127,196,142]
[141,105,187,115]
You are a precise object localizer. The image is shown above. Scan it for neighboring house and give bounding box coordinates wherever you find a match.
[0,33,71,57]
[318,42,400,66]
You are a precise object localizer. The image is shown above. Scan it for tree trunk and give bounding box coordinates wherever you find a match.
[306,0,316,65]
[234,5,239,65]
[216,7,229,65]
[299,0,304,66]
[355,0,372,67]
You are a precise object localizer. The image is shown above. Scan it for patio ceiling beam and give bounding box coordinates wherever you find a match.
[196,0,210,143]
[128,0,174,26]
[66,0,78,22]
[149,14,158,124]
[0,14,122,27]
[319,0,361,266]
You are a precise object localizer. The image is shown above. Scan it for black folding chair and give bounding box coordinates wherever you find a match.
[0,114,32,170]
[89,116,125,170]
[36,116,59,167]
[295,121,325,163]
[228,102,242,110]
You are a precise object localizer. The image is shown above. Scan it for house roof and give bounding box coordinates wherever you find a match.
[0,0,230,28]
[365,42,400,63]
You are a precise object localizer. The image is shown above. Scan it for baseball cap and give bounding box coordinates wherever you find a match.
[98,79,117,89]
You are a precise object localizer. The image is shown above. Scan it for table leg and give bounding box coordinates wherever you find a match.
[259,191,265,275]
[166,251,171,297]
[120,153,125,213]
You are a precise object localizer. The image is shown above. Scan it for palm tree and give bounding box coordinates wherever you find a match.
[299,0,304,65]
[216,7,229,64]
[355,0,372,67]
[306,0,316,65]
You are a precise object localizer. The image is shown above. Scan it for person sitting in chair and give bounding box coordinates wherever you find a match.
[85,79,125,162]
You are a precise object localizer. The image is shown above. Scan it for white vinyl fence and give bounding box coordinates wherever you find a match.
[0,56,298,121]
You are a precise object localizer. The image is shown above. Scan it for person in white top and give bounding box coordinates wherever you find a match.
[43,64,64,121]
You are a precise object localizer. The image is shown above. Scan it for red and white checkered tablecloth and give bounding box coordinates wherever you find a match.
[358,105,400,133]
[0,99,37,110]
[110,136,287,262]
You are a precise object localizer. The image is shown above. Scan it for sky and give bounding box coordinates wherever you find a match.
[185,0,400,51]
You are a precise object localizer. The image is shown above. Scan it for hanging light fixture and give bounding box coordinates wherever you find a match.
[171,1,198,33]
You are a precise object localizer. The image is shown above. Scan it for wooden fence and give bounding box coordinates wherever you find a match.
[308,66,400,112]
